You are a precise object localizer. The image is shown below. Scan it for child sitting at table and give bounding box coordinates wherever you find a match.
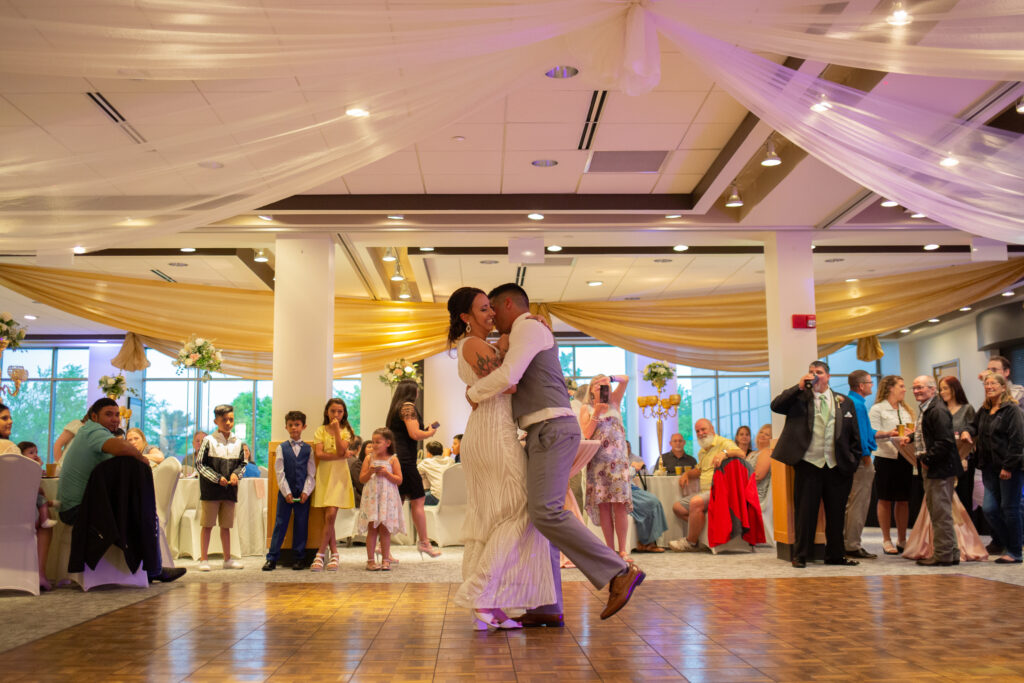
[16,440,55,590]
[196,404,247,571]
[358,428,404,571]
[263,411,315,571]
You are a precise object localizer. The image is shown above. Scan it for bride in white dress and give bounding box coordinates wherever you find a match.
[447,287,555,630]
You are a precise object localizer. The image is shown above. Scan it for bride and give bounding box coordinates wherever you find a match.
[447,286,555,630]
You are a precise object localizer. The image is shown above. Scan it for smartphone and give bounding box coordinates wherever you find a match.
[599,384,609,404]
[430,420,440,429]
[371,459,389,469]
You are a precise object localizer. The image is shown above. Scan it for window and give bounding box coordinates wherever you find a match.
[333,379,361,437]
[558,343,629,437]
[1,347,88,461]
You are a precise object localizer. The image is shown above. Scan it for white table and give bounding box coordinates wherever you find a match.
[643,474,699,546]
[169,477,267,558]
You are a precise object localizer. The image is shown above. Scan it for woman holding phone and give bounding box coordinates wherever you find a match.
[385,379,441,558]
[579,374,634,562]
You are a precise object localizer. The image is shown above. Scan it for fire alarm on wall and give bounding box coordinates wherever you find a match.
[792,314,816,329]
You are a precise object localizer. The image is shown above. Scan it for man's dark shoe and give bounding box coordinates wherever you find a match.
[517,613,564,628]
[916,556,960,567]
[151,567,186,583]
[825,557,859,566]
[986,541,1004,555]
[846,548,877,559]
[600,564,645,620]
[262,560,276,571]
[292,559,308,570]
[791,559,806,568]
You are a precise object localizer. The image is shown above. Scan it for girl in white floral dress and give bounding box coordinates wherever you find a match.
[358,428,405,571]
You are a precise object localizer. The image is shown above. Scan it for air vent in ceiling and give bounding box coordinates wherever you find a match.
[585,150,668,173]
[537,256,575,267]
[86,92,148,145]
[150,269,176,282]
[578,90,608,150]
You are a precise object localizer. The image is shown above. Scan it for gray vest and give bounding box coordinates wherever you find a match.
[510,342,571,421]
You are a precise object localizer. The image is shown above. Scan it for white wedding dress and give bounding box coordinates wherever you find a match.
[453,337,555,610]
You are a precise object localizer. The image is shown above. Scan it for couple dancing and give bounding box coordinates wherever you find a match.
[448,283,644,630]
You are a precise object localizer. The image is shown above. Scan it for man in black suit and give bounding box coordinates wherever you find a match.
[771,360,862,568]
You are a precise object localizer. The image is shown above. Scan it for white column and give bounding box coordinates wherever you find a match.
[271,234,335,441]
[360,370,391,439]
[87,343,120,404]
[631,353,677,469]
[423,350,471,450]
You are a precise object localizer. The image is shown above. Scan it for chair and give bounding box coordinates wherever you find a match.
[0,453,43,595]
[153,457,181,567]
[334,507,360,545]
[258,466,268,478]
[424,464,466,547]
[705,457,762,554]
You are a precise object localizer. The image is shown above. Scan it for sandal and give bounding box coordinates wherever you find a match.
[310,553,325,572]
[882,541,899,555]
[619,551,635,564]
[381,559,391,571]
[365,559,381,571]
[326,552,340,572]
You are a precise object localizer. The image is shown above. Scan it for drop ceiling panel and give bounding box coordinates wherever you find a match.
[662,149,721,175]
[501,173,580,194]
[343,149,419,175]
[652,173,703,194]
[577,173,658,194]
[89,79,202,94]
[591,123,686,151]
[416,123,503,151]
[678,121,737,150]
[600,91,704,124]
[0,98,33,126]
[505,91,593,123]
[194,78,302,94]
[112,92,223,127]
[0,75,93,94]
[503,150,588,175]
[5,93,108,127]
[343,174,424,194]
[655,53,716,92]
[0,126,69,158]
[693,91,747,125]
[455,99,507,124]
[301,178,351,194]
[418,149,501,175]
[423,174,500,194]
[42,124,137,154]
[504,122,582,151]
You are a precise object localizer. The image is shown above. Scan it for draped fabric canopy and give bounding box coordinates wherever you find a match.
[2,259,1021,377]
[1,1,1023,249]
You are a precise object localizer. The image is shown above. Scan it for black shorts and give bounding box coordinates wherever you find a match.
[397,457,425,500]
[874,456,913,501]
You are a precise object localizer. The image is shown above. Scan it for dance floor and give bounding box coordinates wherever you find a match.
[3,574,1023,682]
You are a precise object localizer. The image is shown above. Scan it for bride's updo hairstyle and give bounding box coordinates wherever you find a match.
[447,286,486,348]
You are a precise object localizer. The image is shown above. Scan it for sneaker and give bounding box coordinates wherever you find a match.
[223,559,244,570]
[198,561,211,572]
[669,539,702,552]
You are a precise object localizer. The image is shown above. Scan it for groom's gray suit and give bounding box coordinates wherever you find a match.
[468,312,627,613]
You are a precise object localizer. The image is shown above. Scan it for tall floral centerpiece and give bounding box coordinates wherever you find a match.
[639,360,680,472]
[379,358,422,389]
[98,374,137,400]
[172,335,223,381]
[0,311,29,397]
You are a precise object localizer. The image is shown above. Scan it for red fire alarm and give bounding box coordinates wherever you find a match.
[792,314,817,329]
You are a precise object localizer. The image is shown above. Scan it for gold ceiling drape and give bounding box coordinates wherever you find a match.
[1,259,1021,377]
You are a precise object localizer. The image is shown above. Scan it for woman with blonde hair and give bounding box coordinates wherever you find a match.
[125,427,164,466]
[962,372,1024,563]
[869,375,916,555]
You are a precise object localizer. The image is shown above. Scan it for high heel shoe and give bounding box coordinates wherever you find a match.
[472,610,521,631]
[417,541,441,559]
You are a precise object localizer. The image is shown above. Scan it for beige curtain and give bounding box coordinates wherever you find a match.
[1,259,1022,377]
[856,336,884,362]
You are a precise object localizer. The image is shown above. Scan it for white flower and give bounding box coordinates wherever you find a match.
[215,351,223,362]
[0,311,11,320]
[184,358,193,366]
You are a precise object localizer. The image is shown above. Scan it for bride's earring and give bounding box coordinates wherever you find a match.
[465,322,472,335]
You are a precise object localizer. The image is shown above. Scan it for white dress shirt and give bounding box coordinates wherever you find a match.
[274,440,317,498]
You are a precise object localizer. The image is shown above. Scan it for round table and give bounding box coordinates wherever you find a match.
[170,477,267,558]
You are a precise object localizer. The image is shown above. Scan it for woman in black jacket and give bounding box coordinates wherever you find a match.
[963,372,1024,563]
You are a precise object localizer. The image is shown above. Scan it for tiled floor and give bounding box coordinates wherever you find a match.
[3,575,1022,682]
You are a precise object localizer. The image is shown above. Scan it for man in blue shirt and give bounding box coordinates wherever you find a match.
[844,370,879,559]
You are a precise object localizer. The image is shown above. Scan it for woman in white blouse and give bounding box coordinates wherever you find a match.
[869,375,916,555]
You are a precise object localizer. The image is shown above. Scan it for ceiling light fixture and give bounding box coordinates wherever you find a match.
[1016,97,1024,114]
[419,247,434,252]
[480,259,499,265]
[390,261,406,282]
[923,243,939,251]
[545,66,579,79]
[253,249,269,263]
[382,247,398,262]
[531,159,558,167]
[23,314,37,320]
[911,212,926,219]
[880,199,899,208]
[885,1,912,26]
[845,278,858,282]
[387,215,404,220]
[673,244,689,252]
[451,135,466,142]
[257,214,273,221]
[959,306,972,312]
[724,184,743,207]
[928,318,940,323]
[345,107,369,117]
[527,213,544,220]
[665,214,682,219]
[180,247,196,253]
[72,246,86,254]
[760,139,781,167]
[810,94,833,113]
[397,282,412,300]
[587,280,603,287]
[547,245,563,252]
[939,154,959,168]
[1002,291,1015,297]
[900,328,912,334]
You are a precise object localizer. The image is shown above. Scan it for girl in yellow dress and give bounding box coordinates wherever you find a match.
[310,398,354,572]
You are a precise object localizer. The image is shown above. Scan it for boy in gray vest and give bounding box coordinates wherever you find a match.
[263,411,316,571]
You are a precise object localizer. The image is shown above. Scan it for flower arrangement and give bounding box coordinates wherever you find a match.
[642,360,676,390]
[564,376,579,393]
[172,335,223,379]
[0,311,28,350]
[98,374,137,399]
[379,358,422,387]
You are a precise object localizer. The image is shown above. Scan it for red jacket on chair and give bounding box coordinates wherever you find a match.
[707,457,765,548]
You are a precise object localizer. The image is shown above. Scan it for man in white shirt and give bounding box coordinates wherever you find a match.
[418,440,454,504]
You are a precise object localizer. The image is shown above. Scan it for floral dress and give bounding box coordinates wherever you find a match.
[584,406,634,525]
[358,458,406,535]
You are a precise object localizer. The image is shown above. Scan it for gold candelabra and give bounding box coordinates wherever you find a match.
[0,340,28,397]
[637,386,680,472]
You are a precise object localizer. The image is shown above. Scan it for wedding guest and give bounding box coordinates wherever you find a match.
[451,433,462,464]
[126,427,165,466]
[939,376,977,513]
[747,424,773,511]
[347,436,365,506]
[627,442,667,553]
[195,404,246,571]
[661,433,696,475]
[263,411,315,571]
[358,428,404,571]
[52,413,87,463]
[386,379,441,558]
[418,440,454,505]
[580,374,634,562]
[191,430,207,455]
[240,443,261,477]
[962,372,1024,563]
[870,375,915,555]
[844,370,878,560]
[734,426,753,457]
[978,356,1024,405]
[310,398,354,572]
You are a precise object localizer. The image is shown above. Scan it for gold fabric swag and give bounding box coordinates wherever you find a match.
[1,259,1021,377]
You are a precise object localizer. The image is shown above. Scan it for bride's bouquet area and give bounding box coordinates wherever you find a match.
[173,335,223,379]
[380,358,422,387]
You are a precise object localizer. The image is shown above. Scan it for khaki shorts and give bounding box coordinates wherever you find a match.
[200,499,236,528]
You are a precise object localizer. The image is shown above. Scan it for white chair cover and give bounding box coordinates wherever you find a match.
[177,510,241,559]
[153,457,181,567]
[424,464,466,547]
[79,546,149,591]
[0,453,42,595]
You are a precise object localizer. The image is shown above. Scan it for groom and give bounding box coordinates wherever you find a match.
[467,283,644,623]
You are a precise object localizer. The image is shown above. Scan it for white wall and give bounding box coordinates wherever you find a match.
[359,370,391,438]
[898,316,988,408]
[423,350,471,450]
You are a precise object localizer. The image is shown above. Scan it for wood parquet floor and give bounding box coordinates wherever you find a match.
[2,574,1023,682]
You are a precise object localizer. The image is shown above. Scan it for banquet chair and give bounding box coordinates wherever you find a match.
[153,457,181,567]
[424,464,466,547]
[0,453,43,595]
[334,507,361,546]
[177,509,241,559]
[258,466,268,478]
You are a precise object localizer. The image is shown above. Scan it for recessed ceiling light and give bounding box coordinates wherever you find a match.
[760,139,781,167]
[23,314,37,320]
[960,306,972,311]
[390,261,406,282]
[673,244,689,252]
[900,328,912,334]
[911,212,927,219]
[527,213,544,220]
[1016,96,1024,115]
[923,243,939,250]
[96,339,108,343]
[885,1,912,26]
[811,244,816,250]
[939,154,959,168]
[724,184,743,207]
[531,159,558,167]
[180,247,196,253]
[480,259,499,265]
[345,107,369,117]
[880,199,898,208]
[253,249,269,263]
[387,215,404,220]
[845,278,858,282]
[72,246,86,254]
[928,318,940,323]
[1002,291,1015,297]
[665,214,682,219]
[547,245,562,252]
[545,65,579,79]
[197,160,223,169]
[257,215,273,221]
[451,135,465,142]
[587,280,603,287]
[418,247,434,252]
[382,247,397,263]
[166,262,188,267]
[654,258,672,263]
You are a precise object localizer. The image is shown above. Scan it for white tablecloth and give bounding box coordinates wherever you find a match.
[643,474,699,546]
[169,477,267,557]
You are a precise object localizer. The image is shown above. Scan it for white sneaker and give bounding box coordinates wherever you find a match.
[223,559,244,570]
[669,539,702,552]
[198,561,211,571]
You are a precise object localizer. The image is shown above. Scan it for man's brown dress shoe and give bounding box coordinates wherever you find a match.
[516,613,564,628]
[600,564,645,620]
